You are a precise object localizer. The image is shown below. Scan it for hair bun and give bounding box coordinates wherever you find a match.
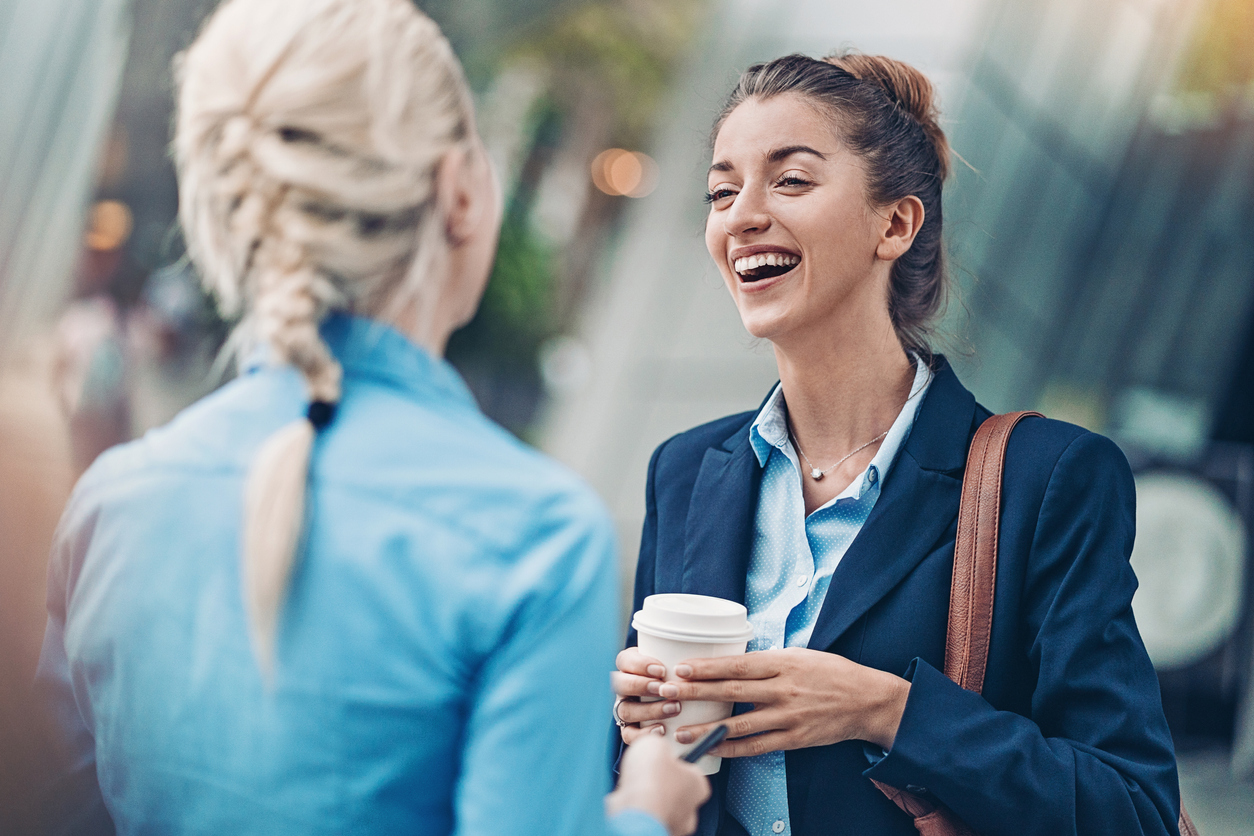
[824,52,949,179]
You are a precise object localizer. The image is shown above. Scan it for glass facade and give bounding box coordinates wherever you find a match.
[944,0,1254,447]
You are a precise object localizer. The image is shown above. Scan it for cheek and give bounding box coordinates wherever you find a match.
[705,215,733,283]
[804,209,873,273]
[704,215,720,261]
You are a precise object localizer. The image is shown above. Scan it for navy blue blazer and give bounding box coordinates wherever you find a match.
[627,359,1181,836]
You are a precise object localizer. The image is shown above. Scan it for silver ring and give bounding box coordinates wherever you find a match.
[613,697,629,728]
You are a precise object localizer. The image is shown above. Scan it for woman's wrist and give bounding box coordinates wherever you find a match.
[860,669,911,750]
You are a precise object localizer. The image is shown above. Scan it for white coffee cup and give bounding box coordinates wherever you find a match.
[631,593,754,774]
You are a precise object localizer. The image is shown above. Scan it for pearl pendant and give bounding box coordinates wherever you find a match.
[810,468,824,480]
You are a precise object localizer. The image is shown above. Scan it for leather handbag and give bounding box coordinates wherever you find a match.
[871,411,1200,836]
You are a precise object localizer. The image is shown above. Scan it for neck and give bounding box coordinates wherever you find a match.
[773,308,915,466]
[379,278,462,358]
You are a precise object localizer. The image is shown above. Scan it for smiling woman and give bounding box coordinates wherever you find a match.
[704,53,947,364]
[611,52,1184,836]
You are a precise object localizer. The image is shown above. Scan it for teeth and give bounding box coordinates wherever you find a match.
[733,253,800,273]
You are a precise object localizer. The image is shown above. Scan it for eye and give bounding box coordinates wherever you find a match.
[775,174,813,189]
[704,186,737,205]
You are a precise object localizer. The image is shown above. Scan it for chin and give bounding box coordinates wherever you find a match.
[726,271,811,343]
[735,308,792,342]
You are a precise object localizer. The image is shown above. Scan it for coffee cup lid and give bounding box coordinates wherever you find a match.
[632,593,754,643]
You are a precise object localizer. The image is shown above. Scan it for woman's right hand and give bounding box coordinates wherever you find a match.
[611,647,680,743]
[606,733,710,836]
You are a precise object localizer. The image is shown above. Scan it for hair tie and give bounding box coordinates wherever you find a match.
[306,400,337,430]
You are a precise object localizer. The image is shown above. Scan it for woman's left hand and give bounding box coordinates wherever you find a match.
[660,648,911,757]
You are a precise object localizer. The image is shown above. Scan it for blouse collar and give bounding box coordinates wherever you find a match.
[749,356,934,502]
[243,312,478,413]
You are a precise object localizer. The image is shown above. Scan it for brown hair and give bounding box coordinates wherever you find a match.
[713,52,950,358]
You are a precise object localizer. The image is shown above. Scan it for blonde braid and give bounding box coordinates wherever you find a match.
[205,110,349,674]
[175,0,473,675]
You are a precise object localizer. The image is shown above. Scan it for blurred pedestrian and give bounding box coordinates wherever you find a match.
[612,53,1182,836]
[35,1,708,834]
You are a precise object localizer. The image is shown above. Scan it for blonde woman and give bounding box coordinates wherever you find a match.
[34,1,707,834]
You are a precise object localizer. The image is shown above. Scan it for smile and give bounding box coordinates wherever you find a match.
[733,252,800,282]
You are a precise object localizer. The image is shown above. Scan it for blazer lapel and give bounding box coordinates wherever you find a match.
[680,424,762,606]
[806,360,979,653]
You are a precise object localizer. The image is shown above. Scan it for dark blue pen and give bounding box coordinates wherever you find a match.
[682,724,728,763]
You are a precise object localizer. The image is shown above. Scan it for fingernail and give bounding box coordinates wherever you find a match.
[675,664,693,678]
[662,701,680,716]
[645,680,661,695]
[676,730,694,744]
[659,683,679,699]
[646,664,665,678]
[652,724,666,735]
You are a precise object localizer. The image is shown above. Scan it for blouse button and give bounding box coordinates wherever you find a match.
[772,821,785,833]
[795,574,808,587]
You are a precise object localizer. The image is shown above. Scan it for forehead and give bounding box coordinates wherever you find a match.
[711,93,840,165]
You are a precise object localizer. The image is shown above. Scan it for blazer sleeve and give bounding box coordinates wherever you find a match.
[865,431,1181,836]
[627,440,666,648]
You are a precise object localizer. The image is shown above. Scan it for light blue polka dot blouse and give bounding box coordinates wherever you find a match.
[726,358,933,836]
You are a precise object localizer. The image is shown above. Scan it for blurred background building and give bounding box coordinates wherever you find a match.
[2,0,1253,832]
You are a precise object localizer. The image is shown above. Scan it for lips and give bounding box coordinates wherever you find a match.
[731,247,801,283]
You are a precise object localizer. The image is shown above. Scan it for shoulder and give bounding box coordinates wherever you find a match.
[333,375,599,503]
[324,376,616,558]
[44,384,252,608]
[996,414,1133,497]
[990,415,1136,573]
[65,371,291,510]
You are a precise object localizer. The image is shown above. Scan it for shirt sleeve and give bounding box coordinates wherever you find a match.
[452,490,666,836]
[864,432,1180,836]
[609,809,669,836]
[611,440,669,777]
[33,499,116,836]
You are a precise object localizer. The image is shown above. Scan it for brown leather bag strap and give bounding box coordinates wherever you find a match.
[876,410,1200,836]
[945,411,1040,691]
[1179,804,1200,836]
[872,411,1039,836]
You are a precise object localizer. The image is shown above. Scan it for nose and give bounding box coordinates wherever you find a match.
[724,185,770,237]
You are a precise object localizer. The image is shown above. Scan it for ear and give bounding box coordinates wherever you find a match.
[874,195,925,262]
[434,144,487,247]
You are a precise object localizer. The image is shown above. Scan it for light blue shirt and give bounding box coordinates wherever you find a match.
[726,358,932,836]
[35,313,665,836]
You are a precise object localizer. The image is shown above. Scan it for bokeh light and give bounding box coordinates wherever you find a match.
[590,148,659,198]
[84,200,133,252]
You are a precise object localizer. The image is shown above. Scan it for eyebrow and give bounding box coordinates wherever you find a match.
[768,145,828,163]
[708,144,829,175]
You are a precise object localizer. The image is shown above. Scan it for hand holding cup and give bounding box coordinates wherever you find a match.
[613,647,676,742]
[612,594,753,774]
